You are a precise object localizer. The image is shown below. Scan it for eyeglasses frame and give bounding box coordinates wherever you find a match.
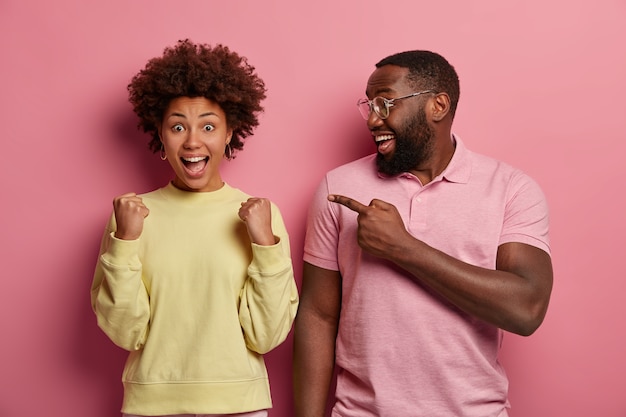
[357,90,436,120]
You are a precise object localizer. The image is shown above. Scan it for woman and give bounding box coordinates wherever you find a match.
[91,39,298,417]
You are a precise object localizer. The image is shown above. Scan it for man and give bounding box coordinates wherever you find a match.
[293,50,553,417]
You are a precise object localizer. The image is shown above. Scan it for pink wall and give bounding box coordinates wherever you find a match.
[1,1,625,416]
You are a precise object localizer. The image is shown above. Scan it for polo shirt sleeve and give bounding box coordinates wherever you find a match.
[303,175,340,271]
[500,170,551,255]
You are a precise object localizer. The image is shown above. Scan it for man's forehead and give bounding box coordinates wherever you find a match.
[366,65,410,95]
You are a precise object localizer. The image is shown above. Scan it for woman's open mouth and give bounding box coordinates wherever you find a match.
[181,156,208,174]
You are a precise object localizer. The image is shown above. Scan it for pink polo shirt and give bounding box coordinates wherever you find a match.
[303,136,550,417]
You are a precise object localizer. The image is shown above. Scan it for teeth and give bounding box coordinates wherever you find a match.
[375,135,394,143]
[182,156,206,162]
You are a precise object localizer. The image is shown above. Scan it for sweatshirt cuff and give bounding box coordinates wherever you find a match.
[249,238,289,273]
[102,232,142,266]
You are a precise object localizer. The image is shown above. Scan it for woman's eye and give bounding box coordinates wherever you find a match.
[172,124,185,132]
[203,124,215,132]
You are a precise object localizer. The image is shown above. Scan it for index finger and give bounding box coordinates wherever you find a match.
[328,194,368,213]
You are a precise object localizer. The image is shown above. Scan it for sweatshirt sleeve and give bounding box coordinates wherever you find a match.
[90,215,150,351]
[238,204,299,354]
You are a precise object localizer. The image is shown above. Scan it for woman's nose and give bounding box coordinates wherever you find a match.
[183,129,202,148]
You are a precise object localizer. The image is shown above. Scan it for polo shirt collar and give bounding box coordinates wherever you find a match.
[439,134,471,184]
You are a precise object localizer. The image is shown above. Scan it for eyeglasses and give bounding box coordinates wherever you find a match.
[356,90,435,120]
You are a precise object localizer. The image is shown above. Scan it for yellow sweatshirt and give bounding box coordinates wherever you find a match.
[91,183,299,415]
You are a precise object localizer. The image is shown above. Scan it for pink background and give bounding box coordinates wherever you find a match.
[1,1,625,416]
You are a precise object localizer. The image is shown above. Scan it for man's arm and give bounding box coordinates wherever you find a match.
[293,262,342,417]
[329,195,553,336]
[395,239,552,336]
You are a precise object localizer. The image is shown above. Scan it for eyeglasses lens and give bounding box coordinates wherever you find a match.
[357,100,371,119]
[372,97,389,119]
[357,97,390,120]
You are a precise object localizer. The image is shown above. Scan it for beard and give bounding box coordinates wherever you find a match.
[376,107,435,176]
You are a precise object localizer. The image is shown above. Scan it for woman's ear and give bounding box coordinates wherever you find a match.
[226,129,233,144]
[430,92,451,122]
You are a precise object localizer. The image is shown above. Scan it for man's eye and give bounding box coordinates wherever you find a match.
[203,124,215,132]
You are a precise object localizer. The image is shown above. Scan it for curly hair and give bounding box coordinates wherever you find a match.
[127,39,267,155]
[376,50,460,119]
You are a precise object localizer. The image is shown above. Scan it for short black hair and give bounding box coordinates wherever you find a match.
[376,50,460,119]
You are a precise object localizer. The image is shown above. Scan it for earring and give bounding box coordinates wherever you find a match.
[224,143,233,160]
[160,145,167,161]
